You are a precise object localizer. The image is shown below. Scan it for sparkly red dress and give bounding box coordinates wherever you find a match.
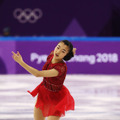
[28,51,75,117]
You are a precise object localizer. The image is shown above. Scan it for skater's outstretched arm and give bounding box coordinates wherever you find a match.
[12,51,59,77]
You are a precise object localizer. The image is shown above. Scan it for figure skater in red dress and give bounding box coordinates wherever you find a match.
[12,40,76,120]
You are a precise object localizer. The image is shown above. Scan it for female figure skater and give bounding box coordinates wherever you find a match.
[12,40,76,120]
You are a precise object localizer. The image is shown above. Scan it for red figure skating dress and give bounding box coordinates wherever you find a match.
[28,51,75,117]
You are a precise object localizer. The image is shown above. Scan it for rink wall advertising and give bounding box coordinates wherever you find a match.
[0,37,120,74]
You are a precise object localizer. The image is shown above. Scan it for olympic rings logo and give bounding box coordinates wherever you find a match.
[13,8,43,23]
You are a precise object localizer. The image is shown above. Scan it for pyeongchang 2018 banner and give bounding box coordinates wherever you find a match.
[0,37,120,74]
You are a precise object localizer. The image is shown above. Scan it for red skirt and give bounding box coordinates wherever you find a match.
[27,82,75,117]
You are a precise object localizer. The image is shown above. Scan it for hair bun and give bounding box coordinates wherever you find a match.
[63,51,73,61]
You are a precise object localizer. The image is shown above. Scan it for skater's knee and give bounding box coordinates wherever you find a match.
[34,107,45,120]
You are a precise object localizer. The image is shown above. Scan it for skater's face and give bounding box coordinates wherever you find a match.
[54,42,69,60]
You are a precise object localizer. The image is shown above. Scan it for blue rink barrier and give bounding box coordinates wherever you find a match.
[0,36,120,41]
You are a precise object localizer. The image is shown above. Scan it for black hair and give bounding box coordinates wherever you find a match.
[60,40,74,61]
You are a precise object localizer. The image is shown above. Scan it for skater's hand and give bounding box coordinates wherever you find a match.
[73,48,77,56]
[12,51,23,64]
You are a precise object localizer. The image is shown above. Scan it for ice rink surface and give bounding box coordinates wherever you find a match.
[0,74,120,120]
